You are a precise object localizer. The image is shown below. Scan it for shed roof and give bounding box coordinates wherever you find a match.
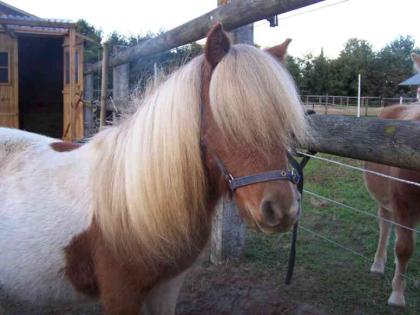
[0,1,37,18]
[0,1,75,35]
[399,74,420,86]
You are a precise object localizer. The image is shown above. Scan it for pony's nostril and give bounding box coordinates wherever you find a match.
[261,201,282,226]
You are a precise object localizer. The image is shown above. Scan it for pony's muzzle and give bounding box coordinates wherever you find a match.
[260,194,300,232]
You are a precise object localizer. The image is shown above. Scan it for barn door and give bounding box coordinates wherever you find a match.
[63,29,84,141]
[0,33,18,128]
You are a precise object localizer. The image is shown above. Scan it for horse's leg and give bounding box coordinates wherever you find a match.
[141,269,188,315]
[370,207,392,274]
[99,278,145,315]
[95,257,145,315]
[388,219,415,307]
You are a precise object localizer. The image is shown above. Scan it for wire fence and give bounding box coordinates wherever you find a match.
[298,151,420,289]
[301,95,419,117]
[299,225,419,284]
[301,94,418,108]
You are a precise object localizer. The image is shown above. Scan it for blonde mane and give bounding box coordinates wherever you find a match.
[90,44,309,265]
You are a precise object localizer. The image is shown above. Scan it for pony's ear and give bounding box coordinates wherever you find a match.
[412,53,420,72]
[266,38,292,63]
[205,23,231,67]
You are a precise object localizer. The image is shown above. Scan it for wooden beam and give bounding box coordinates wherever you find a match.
[76,32,100,44]
[0,17,75,29]
[306,115,420,171]
[100,42,109,128]
[85,0,324,74]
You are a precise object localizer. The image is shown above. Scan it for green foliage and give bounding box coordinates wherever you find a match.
[285,55,302,88]
[335,39,376,96]
[300,49,330,95]
[375,36,419,97]
[76,19,102,64]
[286,36,420,98]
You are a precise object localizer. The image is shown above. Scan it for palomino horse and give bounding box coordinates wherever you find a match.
[365,53,420,308]
[0,24,308,314]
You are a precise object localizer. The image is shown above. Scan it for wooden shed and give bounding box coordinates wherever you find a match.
[0,1,86,140]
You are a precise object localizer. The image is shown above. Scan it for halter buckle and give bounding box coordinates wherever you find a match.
[290,168,300,185]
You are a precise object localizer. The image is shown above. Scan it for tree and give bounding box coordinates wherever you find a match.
[375,36,417,97]
[297,50,330,95]
[333,38,377,96]
[285,55,302,89]
[311,49,330,95]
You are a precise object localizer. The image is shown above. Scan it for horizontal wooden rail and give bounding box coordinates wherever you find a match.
[85,0,324,74]
[306,115,420,171]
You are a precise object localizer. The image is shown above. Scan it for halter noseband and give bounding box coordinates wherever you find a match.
[212,152,302,192]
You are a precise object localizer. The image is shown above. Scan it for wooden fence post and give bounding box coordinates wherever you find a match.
[112,60,130,123]
[100,42,109,128]
[210,199,246,264]
[83,73,95,137]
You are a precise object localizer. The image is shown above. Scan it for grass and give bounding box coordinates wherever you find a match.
[244,154,420,315]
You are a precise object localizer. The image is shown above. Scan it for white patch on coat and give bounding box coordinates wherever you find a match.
[0,128,93,310]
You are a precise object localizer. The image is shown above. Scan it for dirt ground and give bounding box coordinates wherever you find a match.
[31,257,325,315]
[176,260,326,315]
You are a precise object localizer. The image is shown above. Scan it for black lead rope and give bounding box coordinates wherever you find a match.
[284,151,315,285]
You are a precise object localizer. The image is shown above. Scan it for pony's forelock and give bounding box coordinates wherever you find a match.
[209,44,310,148]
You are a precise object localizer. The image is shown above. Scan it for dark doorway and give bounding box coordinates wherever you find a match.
[18,35,63,138]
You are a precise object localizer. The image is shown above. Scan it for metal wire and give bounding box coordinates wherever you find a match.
[300,225,371,261]
[299,224,419,284]
[297,151,420,188]
[304,189,420,234]
[253,0,350,29]
[277,0,350,21]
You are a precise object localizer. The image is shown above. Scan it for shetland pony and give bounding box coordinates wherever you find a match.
[365,104,420,307]
[0,25,308,314]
